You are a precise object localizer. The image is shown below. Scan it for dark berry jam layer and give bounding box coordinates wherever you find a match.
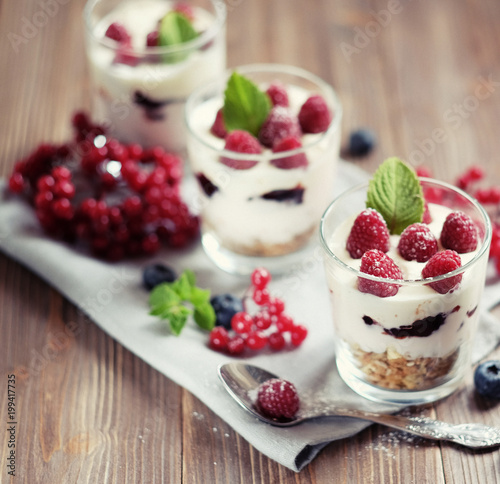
[362,304,472,338]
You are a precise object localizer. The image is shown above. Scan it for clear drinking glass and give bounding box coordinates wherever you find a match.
[84,0,226,153]
[185,64,342,275]
[320,179,492,405]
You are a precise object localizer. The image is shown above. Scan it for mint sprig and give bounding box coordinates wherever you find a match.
[158,11,198,63]
[366,157,424,235]
[149,270,215,335]
[222,71,272,137]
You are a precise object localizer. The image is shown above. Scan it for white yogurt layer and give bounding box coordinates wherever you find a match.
[324,203,485,359]
[187,87,341,252]
[86,0,225,151]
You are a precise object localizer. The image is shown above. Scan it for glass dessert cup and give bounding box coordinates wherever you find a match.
[84,0,226,153]
[320,179,492,405]
[185,64,342,276]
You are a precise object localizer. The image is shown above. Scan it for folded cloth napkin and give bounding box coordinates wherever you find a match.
[1,160,500,472]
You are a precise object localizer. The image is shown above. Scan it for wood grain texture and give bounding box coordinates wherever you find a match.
[1,0,500,482]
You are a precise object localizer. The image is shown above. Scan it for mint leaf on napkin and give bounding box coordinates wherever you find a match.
[149,270,215,335]
[366,157,424,235]
[223,71,272,137]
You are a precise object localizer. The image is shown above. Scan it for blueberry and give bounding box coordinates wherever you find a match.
[143,263,177,290]
[210,294,244,330]
[474,360,500,398]
[347,128,376,157]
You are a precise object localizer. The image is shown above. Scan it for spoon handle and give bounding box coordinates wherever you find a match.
[333,408,500,448]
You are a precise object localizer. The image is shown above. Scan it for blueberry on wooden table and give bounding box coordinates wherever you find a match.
[474,360,500,398]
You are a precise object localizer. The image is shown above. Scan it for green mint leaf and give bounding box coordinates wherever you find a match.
[366,157,424,235]
[171,271,195,301]
[189,286,210,307]
[158,11,198,63]
[149,284,182,316]
[193,301,216,331]
[167,305,192,336]
[223,71,272,136]
[148,269,214,335]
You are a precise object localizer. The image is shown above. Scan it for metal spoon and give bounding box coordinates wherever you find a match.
[218,362,500,449]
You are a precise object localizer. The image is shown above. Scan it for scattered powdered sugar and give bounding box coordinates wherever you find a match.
[192,411,205,420]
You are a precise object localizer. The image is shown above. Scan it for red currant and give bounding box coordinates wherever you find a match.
[276,313,294,332]
[227,336,245,355]
[268,332,286,351]
[231,312,253,334]
[245,331,267,350]
[253,288,270,306]
[268,297,285,316]
[8,172,25,193]
[254,311,272,330]
[209,327,229,351]
[290,325,308,346]
[251,267,271,289]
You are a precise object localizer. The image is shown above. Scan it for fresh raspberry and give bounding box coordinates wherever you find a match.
[271,136,308,169]
[266,82,289,107]
[257,378,300,420]
[258,106,301,148]
[358,249,403,298]
[220,130,261,169]
[346,209,391,259]
[298,95,332,134]
[210,108,227,139]
[397,223,438,262]
[105,22,131,44]
[440,211,478,253]
[422,250,462,294]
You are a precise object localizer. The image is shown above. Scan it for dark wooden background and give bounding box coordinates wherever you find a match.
[1,0,500,482]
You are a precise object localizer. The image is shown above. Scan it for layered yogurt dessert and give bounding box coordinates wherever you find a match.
[186,64,342,274]
[84,0,226,152]
[321,158,491,403]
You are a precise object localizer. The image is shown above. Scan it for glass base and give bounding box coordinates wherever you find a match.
[336,357,463,406]
[201,231,316,276]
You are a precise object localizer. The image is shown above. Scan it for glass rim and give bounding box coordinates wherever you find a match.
[83,0,226,57]
[319,177,492,286]
[184,63,343,161]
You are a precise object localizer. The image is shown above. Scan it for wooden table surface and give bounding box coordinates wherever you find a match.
[2,0,500,482]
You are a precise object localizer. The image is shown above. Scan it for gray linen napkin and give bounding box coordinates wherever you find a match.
[1,160,499,472]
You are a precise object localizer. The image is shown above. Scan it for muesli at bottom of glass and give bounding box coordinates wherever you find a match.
[185,63,342,276]
[320,179,492,405]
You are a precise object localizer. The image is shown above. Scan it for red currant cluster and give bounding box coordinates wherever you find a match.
[416,165,500,275]
[7,112,199,260]
[208,268,308,355]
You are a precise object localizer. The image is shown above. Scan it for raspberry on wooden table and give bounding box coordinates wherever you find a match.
[346,208,391,259]
[358,249,403,298]
[256,378,300,420]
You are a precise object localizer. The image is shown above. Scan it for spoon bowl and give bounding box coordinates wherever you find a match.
[218,362,500,448]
